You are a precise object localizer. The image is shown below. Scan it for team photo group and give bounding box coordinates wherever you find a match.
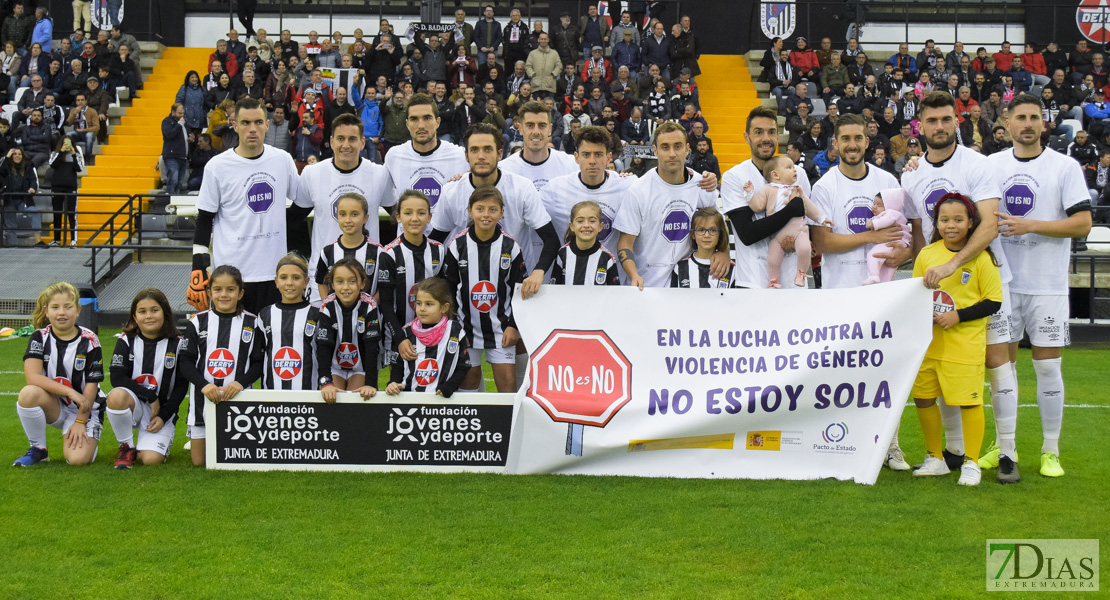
[10,26,1093,488]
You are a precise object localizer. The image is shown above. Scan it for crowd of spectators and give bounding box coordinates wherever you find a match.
[759,34,1110,202]
[166,5,723,193]
[0,0,139,245]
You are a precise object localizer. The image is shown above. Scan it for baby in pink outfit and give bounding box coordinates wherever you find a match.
[862,188,912,285]
[748,156,830,287]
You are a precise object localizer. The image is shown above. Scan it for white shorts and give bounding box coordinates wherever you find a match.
[1010,292,1071,348]
[115,388,176,456]
[331,366,366,382]
[467,346,516,365]
[48,395,104,441]
[187,388,206,439]
[986,283,1013,346]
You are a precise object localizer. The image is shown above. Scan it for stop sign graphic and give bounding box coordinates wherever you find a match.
[527,329,632,427]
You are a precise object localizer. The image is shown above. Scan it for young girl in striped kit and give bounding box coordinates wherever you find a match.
[550,201,620,286]
[385,278,470,397]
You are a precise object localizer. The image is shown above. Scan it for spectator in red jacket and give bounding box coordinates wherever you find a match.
[789,37,820,84]
[992,41,1016,73]
[209,39,239,79]
[581,45,613,83]
[1022,43,1050,87]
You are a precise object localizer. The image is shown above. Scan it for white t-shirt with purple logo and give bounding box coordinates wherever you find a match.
[811,164,900,288]
[383,139,468,212]
[613,168,717,288]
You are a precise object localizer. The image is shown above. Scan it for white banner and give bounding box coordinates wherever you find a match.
[506,280,932,484]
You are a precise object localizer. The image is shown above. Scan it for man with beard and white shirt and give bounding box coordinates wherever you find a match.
[615,121,720,289]
[721,106,814,290]
[806,113,907,467]
[384,94,468,215]
[290,112,397,301]
[983,95,1092,481]
[429,122,560,290]
[900,91,1008,481]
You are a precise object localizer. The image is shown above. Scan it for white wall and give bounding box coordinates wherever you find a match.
[852,22,1025,54]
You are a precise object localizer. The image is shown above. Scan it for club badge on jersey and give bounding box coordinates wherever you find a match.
[357,317,366,334]
[242,327,254,344]
[595,269,607,285]
[74,355,86,371]
[961,270,971,285]
[164,353,176,370]
[305,320,316,338]
[446,337,459,354]
[500,254,511,270]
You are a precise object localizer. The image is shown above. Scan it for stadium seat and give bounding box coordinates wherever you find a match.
[1029,84,1043,99]
[139,214,167,240]
[804,84,818,98]
[1087,226,1110,253]
[11,87,26,105]
[1062,119,1083,137]
[810,98,827,119]
[167,216,195,241]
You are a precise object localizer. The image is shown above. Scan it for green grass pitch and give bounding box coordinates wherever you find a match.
[1,327,1106,598]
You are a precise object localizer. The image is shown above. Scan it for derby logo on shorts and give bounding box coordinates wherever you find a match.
[595,268,607,285]
[471,281,498,312]
[242,327,254,344]
[164,353,176,370]
[1077,0,1110,44]
[304,321,316,338]
[500,253,511,270]
[272,347,302,380]
[446,337,459,354]
[74,354,86,371]
[933,290,956,314]
[414,358,440,386]
[760,0,796,39]
[336,343,359,369]
[246,181,275,214]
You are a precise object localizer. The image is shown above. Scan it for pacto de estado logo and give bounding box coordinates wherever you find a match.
[527,329,632,456]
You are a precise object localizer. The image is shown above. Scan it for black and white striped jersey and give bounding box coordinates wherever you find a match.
[441,228,527,350]
[315,293,381,385]
[24,325,105,403]
[389,320,471,397]
[377,235,445,343]
[110,332,187,424]
[257,301,320,390]
[179,310,264,392]
[550,241,621,286]
[670,256,738,289]
[315,237,383,296]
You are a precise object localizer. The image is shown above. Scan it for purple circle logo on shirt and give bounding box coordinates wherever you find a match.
[598,214,613,242]
[847,205,874,234]
[661,209,691,243]
[413,177,442,207]
[1005,183,1036,217]
[246,182,275,214]
[923,187,952,219]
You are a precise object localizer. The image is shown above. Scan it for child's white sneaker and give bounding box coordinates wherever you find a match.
[913,455,951,476]
[958,461,982,486]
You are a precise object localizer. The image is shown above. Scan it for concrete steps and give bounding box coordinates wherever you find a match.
[696,55,759,171]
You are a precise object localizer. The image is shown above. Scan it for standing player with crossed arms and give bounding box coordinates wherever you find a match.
[982,95,1092,481]
[187,97,301,314]
[901,91,1008,477]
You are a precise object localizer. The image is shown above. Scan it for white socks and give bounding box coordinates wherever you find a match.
[106,407,134,447]
[937,397,964,455]
[1033,357,1064,455]
[16,404,48,448]
[989,363,1018,457]
[515,352,530,391]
